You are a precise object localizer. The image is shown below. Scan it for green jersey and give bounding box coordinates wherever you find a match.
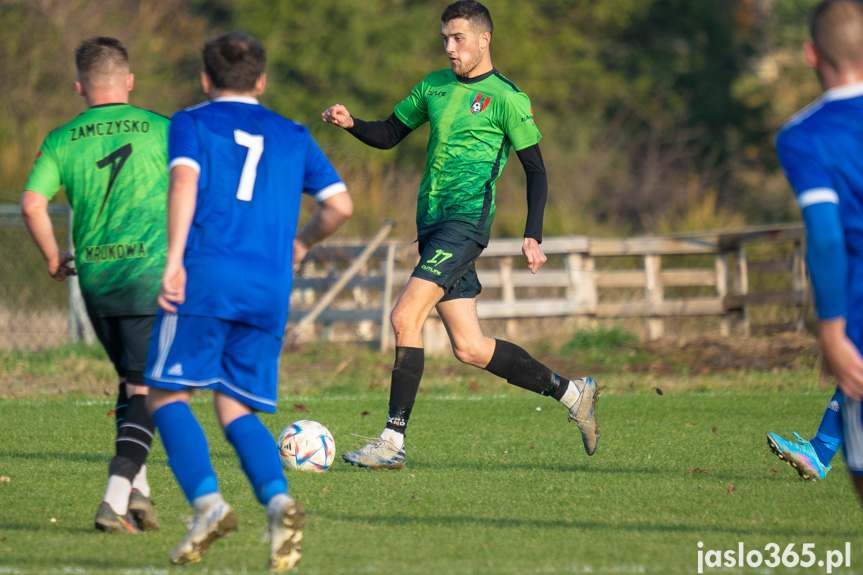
[394,68,541,245]
[25,104,169,317]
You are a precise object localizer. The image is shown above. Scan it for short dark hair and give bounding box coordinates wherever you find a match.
[810,0,863,68]
[442,0,493,36]
[75,36,129,83]
[202,31,266,92]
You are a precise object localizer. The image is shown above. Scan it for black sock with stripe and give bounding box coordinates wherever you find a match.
[108,391,155,480]
[484,339,567,399]
[386,347,424,435]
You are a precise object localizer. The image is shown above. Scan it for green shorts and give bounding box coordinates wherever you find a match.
[411,224,484,302]
[88,314,156,384]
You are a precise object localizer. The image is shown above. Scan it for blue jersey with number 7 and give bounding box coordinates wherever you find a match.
[168,96,346,337]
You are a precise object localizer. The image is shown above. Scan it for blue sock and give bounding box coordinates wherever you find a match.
[810,392,842,466]
[152,402,218,503]
[224,414,287,505]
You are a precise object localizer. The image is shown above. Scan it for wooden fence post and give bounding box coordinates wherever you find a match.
[567,252,596,311]
[792,239,807,334]
[379,242,396,352]
[67,208,95,345]
[715,252,730,336]
[499,256,517,340]
[644,253,664,339]
[734,246,750,336]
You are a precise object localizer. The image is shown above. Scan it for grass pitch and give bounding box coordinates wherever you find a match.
[1,381,861,574]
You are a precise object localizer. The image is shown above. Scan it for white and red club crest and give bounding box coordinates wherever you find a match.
[470,93,490,114]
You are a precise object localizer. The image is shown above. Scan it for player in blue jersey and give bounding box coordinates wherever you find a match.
[772,0,863,503]
[143,31,352,570]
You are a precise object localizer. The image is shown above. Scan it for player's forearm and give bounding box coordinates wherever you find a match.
[20,191,60,266]
[516,144,547,242]
[296,191,353,249]
[346,114,412,150]
[819,318,848,346]
[165,166,199,265]
[818,317,863,400]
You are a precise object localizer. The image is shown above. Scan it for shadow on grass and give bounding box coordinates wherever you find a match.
[0,557,172,573]
[332,460,835,484]
[397,460,666,475]
[3,450,108,464]
[313,510,861,539]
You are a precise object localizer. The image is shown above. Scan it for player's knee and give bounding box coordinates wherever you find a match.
[451,341,483,366]
[147,388,188,413]
[126,384,149,397]
[390,306,421,336]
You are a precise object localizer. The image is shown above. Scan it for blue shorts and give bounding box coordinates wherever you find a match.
[144,312,282,412]
[842,397,863,475]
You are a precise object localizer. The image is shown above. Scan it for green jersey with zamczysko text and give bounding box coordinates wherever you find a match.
[25,103,169,317]
[394,68,541,245]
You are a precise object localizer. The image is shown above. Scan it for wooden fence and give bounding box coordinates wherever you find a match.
[286,223,810,353]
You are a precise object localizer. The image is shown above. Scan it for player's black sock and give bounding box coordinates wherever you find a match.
[386,347,424,435]
[108,393,155,480]
[484,339,567,399]
[114,380,129,434]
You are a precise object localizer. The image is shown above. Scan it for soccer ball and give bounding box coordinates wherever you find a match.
[278,420,335,472]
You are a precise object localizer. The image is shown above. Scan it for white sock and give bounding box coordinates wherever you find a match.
[132,464,150,498]
[381,428,404,449]
[192,492,225,514]
[267,493,292,518]
[104,475,132,515]
[559,379,582,410]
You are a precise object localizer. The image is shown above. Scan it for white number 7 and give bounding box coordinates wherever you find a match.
[233,129,264,201]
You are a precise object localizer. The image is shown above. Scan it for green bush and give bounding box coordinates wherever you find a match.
[560,326,640,355]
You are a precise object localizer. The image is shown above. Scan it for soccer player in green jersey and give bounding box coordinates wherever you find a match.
[323,0,600,469]
[21,36,168,532]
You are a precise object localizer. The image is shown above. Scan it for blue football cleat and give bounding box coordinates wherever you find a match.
[767,431,831,481]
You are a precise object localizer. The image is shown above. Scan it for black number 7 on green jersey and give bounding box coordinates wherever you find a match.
[95,143,133,225]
